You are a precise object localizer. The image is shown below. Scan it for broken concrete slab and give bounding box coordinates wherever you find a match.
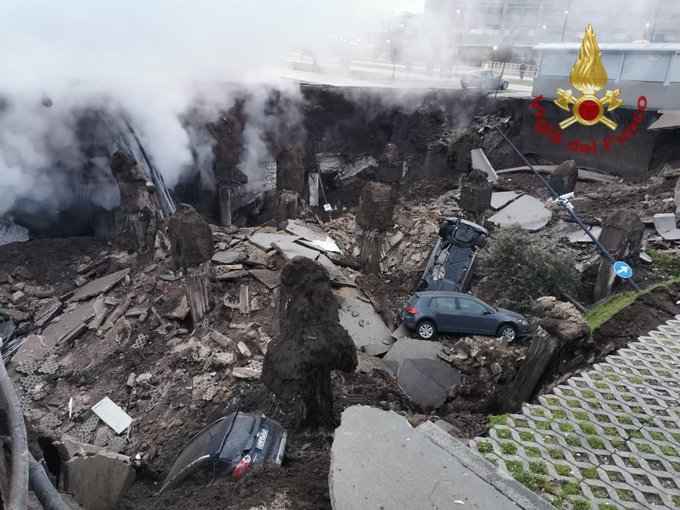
[249,232,298,252]
[470,148,498,183]
[566,226,602,243]
[42,300,96,348]
[330,406,550,510]
[549,160,578,196]
[284,219,341,253]
[58,438,135,510]
[653,213,680,241]
[337,294,395,355]
[382,338,459,409]
[491,191,522,210]
[211,249,246,265]
[248,269,281,290]
[272,239,321,261]
[390,323,411,341]
[489,194,552,231]
[232,366,261,379]
[317,254,356,287]
[9,334,50,364]
[0,217,29,246]
[70,269,130,302]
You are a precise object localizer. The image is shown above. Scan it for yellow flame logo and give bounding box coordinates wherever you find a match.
[554,25,623,130]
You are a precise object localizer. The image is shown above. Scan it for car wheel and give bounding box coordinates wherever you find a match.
[498,324,517,342]
[417,320,437,340]
[502,81,509,90]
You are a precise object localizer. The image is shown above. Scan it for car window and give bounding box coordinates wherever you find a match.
[456,298,487,313]
[430,297,456,311]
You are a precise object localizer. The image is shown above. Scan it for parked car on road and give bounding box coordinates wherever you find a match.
[460,70,509,91]
[401,291,529,341]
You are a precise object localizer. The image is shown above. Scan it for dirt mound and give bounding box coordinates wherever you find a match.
[594,282,680,357]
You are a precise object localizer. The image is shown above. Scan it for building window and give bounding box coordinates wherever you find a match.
[601,52,623,80]
[620,52,673,82]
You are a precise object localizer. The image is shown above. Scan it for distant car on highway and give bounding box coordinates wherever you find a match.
[401,291,529,341]
[461,70,509,91]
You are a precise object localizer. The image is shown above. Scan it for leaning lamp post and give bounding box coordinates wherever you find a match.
[482,123,641,292]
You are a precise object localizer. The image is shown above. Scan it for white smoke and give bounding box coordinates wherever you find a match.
[0,0,423,218]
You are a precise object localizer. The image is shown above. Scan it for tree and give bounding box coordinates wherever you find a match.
[477,226,577,312]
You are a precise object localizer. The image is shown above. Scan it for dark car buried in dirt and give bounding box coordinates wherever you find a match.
[159,412,287,494]
[460,70,509,91]
[402,291,529,342]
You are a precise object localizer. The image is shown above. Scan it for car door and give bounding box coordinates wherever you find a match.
[429,296,459,333]
[455,297,492,335]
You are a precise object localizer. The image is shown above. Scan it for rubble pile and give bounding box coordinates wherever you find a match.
[438,338,527,415]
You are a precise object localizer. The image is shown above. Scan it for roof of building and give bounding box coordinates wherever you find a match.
[534,42,680,52]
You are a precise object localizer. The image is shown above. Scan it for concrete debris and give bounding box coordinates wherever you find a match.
[272,238,320,261]
[382,339,459,409]
[248,269,281,290]
[213,352,236,367]
[249,232,298,251]
[653,213,680,241]
[237,341,252,358]
[10,335,49,364]
[184,262,212,323]
[211,249,246,265]
[489,194,552,231]
[533,296,590,342]
[491,191,522,210]
[284,219,341,253]
[330,406,547,510]
[470,148,498,183]
[232,365,261,380]
[92,397,133,434]
[57,437,135,510]
[71,268,130,302]
[167,203,214,268]
[167,295,190,321]
[566,226,602,244]
[239,285,251,314]
[337,292,395,356]
[0,217,29,246]
[89,295,109,330]
[210,330,232,348]
[42,300,97,348]
[459,168,492,215]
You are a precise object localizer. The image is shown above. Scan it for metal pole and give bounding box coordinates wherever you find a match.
[561,0,571,42]
[491,125,641,292]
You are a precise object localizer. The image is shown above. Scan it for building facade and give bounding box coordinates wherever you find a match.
[424,0,680,61]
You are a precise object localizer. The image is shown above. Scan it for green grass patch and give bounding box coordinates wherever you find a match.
[530,462,548,475]
[628,376,643,384]
[489,414,510,426]
[572,500,591,510]
[476,441,493,454]
[496,428,512,439]
[530,407,546,417]
[519,431,535,441]
[549,448,565,459]
[542,434,558,444]
[581,467,598,479]
[618,415,633,425]
[650,431,666,441]
[536,420,552,430]
[587,436,606,449]
[525,446,542,457]
[580,423,596,434]
[561,481,582,496]
[637,444,654,454]
[629,430,643,438]
[573,411,588,420]
[551,409,567,419]
[617,489,636,502]
[660,445,678,457]
[648,249,680,277]
[559,422,574,433]
[672,496,680,507]
[501,442,518,455]
[602,427,619,436]
[565,435,581,447]
[599,505,617,510]
[555,464,572,476]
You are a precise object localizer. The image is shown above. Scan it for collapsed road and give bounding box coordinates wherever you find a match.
[1,81,680,510]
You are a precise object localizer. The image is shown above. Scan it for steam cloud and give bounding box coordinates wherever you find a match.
[0,0,422,219]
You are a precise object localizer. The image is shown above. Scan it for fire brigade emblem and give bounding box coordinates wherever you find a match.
[554,24,623,130]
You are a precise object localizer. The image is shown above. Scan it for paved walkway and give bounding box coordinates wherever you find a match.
[471,316,680,509]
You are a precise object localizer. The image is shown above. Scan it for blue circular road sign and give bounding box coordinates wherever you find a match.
[614,261,633,280]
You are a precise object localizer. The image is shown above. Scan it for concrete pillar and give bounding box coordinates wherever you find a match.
[309,173,320,207]
[218,182,232,227]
